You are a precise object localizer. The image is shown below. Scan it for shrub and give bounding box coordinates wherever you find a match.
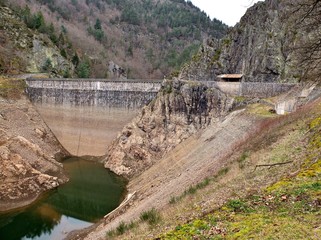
[140,208,161,225]
[227,199,249,212]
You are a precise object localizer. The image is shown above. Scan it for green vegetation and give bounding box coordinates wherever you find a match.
[106,209,161,238]
[165,44,200,70]
[169,170,229,205]
[139,208,161,226]
[106,220,137,238]
[76,59,91,78]
[0,77,26,99]
[87,18,105,42]
[15,0,227,78]
[160,112,321,239]
[42,58,53,72]
[0,0,6,6]
[237,151,249,169]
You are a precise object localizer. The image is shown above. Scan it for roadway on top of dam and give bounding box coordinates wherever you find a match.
[26,77,297,98]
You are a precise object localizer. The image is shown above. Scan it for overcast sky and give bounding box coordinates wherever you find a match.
[188,0,261,26]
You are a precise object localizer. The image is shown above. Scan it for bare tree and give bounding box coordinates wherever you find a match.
[294,0,321,82]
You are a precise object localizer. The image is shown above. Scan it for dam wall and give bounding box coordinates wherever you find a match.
[203,81,296,98]
[26,78,162,109]
[25,78,297,156]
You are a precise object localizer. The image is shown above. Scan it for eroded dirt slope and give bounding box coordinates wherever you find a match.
[0,80,68,211]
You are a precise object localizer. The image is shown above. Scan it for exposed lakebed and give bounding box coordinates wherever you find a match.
[0,156,127,240]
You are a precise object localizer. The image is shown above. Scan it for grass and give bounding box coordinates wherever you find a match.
[106,221,138,238]
[169,175,224,204]
[139,208,161,225]
[160,105,321,240]
[104,100,321,240]
[247,103,276,117]
[237,151,249,169]
[0,77,26,99]
[106,209,161,238]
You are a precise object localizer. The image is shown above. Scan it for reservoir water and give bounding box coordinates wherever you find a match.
[0,157,127,240]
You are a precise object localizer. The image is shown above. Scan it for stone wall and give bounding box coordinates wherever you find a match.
[26,78,297,108]
[26,78,162,109]
[202,81,296,98]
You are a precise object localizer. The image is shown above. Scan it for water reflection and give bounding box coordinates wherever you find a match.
[0,157,127,240]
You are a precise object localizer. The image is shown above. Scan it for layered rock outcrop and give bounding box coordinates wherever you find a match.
[0,94,68,211]
[104,79,233,178]
[179,0,301,83]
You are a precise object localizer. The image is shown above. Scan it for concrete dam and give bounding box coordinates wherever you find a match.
[26,78,296,156]
[26,78,162,108]
[26,78,162,156]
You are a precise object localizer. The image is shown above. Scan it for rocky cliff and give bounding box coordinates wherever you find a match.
[179,0,302,83]
[0,6,73,76]
[0,79,68,211]
[104,79,233,178]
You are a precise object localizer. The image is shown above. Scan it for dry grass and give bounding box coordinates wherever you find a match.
[0,76,26,99]
[108,99,321,240]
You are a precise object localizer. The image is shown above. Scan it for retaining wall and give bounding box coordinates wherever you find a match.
[202,81,296,98]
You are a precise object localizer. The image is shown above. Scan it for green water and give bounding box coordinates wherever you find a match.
[0,157,127,240]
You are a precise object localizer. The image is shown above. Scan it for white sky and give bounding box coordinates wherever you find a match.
[188,0,261,26]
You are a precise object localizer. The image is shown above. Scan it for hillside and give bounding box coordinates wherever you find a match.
[179,0,321,83]
[0,5,73,76]
[0,76,69,211]
[78,0,321,239]
[4,0,228,78]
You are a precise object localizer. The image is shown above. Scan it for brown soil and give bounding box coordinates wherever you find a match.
[75,108,264,239]
[73,96,321,240]
[0,86,68,212]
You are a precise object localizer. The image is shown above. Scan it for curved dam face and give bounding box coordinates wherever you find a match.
[26,78,162,156]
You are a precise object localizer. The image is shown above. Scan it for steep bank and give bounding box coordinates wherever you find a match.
[104,79,233,178]
[0,77,68,211]
[82,90,321,240]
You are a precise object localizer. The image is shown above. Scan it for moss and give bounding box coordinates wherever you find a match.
[0,77,26,99]
[191,53,201,62]
[309,117,321,129]
[247,103,276,117]
[222,38,231,46]
[234,96,247,103]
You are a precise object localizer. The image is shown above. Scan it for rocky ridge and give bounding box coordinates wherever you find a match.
[0,6,73,76]
[104,79,233,178]
[0,91,68,211]
[179,0,302,83]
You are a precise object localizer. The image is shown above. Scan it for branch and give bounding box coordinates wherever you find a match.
[254,161,293,171]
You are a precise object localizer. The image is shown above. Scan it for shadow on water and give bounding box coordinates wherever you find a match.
[0,156,127,240]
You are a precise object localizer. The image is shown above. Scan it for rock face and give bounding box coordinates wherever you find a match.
[0,94,68,211]
[0,6,73,76]
[179,0,302,83]
[104,79,233,178]
[108,61,127,79]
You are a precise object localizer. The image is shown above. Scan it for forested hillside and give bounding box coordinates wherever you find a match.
[3,0,228,78]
